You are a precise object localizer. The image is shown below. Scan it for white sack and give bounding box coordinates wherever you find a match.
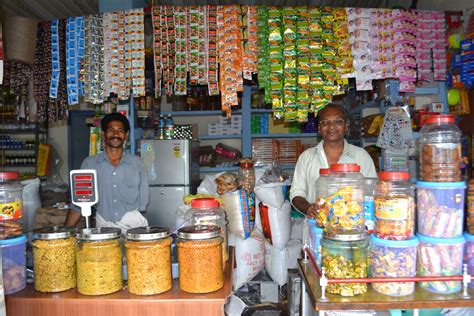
[254,182,285,209]
[259,201,291,250]
[20,178,41,231]
[233,229,265,290]
[290,217,305,241]
[264,239,302,286]
[223,190,254,239]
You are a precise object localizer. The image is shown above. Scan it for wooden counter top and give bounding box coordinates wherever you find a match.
[6,248,234,316]
[299,258,474,311]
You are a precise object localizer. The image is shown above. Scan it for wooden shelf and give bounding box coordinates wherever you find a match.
[199,166,239,173]
[298,258,474,311]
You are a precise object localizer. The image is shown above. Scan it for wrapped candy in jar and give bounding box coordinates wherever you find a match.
[32,226,77,292]
[177,225,224,293]
[125,227,172,295]
[374,172,415,240]
[186,198,228,262]
[416,181,465,238]
[464,233,474,289]
[419,115,462,182]
[313,168,330,227]
[370,235,418,296]
[76,227,123,295]
[417,234,465,294]
[321,231,368,296]
[323,164,365,236]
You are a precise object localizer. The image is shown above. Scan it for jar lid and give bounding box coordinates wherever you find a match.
[125,226,170,241]
[416,233,465,244]
[416,181,466,189]
[240,162,254,168]
[323,230,367,241]
[33,226,77,240]
[425,114,455,125]
[370,235,419,247]
[319,168,330,175]
[0,172,19,181]
[177,225,220,240]
[77,227,122,241]
[0,234,27,246]
[191,198,219,208]
[378,171,410,181]
[330,163,360,172]
[464,232,474,242]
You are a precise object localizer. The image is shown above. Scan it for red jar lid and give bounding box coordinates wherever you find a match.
[330,163,360,172]
[0,172,19,181]
[425,114,455,125]
[378,171,410,181]
[240,162,254,168]
[191,198,219,208]
[319,168,330,175]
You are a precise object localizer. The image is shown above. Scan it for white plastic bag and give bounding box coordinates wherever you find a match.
[290,216,305,241]
[259,201,291,250]
[21,178,41,232]
[223,190,255,239]
[233,229,265,290]
[264,239,302,286]
[254,182,285,209]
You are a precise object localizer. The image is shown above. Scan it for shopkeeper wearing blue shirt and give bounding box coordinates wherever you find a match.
[65,113,149,228]
[290,104,377,218]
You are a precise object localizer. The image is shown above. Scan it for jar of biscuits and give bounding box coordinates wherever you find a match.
[419,115,461,182]
[125,226,172,295]
[0,172,23,239]
[374,172,415,240]
[177,225,224,293]
[32,226,77,292]
[76,227,122,295]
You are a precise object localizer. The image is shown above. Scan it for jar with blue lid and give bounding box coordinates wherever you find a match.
[464,232,474,289]
[416,181,466,238]
[370,235,418,296]
[417,233,465,294]
[0,234,27,294]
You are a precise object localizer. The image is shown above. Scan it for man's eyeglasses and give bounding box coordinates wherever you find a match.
[319,118,346,127]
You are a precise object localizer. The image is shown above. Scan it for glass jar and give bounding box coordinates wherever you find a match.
[239,161,255,193]
[187,198,228,262]
[0,172,23,239]
[374,172,415,240]
[464,232,474,289]
[324,164,365,235]
[370,235,418,296]
[0,234,27,294]
[177,225,224,293]
[76,227,122,295]
[321,232,368,296]
[307,219,323,267]
[364,178,377,233]
[125,227,172,295]
[417,234,465,294]
[419,114,462,182]
[32,226,77,292]
[314,168,330,227]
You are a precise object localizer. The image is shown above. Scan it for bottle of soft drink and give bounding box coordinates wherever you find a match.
[155,114,165,140]
[165,114,174,140]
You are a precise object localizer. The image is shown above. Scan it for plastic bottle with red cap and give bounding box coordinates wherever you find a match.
[0,172,23,239]
[323,163,365,236]
[374,171,415,240]
[419,114,462,182]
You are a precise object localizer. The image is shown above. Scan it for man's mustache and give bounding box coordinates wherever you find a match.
[109,137,123,141]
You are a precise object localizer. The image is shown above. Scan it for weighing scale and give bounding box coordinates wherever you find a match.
[70,169,98,228]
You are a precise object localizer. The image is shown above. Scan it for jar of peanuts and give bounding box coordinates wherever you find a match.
[32,226,77,292]
[176,225,224,293]
[125,226,172,295]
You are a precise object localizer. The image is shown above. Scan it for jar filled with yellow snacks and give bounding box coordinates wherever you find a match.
[324,164,365,236]
[76,227,122,295]
[125,226,172,295]
[321,231,369,296]
[32,226,77,292]
[177,225,223,293]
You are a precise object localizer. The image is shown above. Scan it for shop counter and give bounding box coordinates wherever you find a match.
[6,248,234,316]
[298,258,474,314]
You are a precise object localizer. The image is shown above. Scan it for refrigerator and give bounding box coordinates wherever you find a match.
[139,139,200,228]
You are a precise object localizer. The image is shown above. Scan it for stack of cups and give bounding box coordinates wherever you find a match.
[416,114,465,294]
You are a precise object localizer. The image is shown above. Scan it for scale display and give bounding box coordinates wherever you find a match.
[70,170,98,222]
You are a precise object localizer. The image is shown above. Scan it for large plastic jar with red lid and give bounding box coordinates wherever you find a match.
[324,164,365,236]
[374,172,415,240]
[186,198,228,262]
[419,114,462,182]
[0,172,23,239]
[314,168,330,227]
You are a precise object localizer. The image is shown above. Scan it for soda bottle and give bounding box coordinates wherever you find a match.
[165,114,174,140]
[156,115,165,140]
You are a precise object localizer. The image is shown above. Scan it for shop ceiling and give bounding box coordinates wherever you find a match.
[3,0,468,21]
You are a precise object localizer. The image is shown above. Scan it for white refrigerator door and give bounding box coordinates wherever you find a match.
[146,186,190,229]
